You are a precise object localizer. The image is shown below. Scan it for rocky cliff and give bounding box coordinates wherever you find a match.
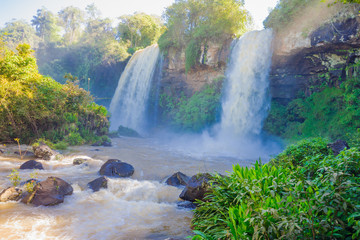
[270,3,360,104]
[160,39,232,97]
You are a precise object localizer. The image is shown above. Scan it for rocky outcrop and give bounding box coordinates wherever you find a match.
[327,140,350,156]
[160,39,232,98]
[0,187,22,202]
[99,159,134,178]
[88,176,108,192]
[165,172,190,187]
[33,144,58,160]
[179,173,212,202]
[19,160,44,170]
[270,5,360,104]
[22,177,73,206]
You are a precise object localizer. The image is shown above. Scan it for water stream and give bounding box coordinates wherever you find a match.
[0,138,245,240]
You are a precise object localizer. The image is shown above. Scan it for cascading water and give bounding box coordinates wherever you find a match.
[219,29,273,137]
[109,44,160,134]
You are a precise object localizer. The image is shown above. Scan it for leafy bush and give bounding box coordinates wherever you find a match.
[159,77,223,132]
[192,138,360,239]
[0,42,109,145]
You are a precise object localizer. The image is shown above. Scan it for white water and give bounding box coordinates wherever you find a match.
[219,29,273,137]
[109,45,160,134]
[0,139,242,240]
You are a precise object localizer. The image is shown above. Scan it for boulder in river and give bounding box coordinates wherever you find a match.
[19,160,44,170]
[165,172,190,187]
[0,187,22,202]
[327,140,349,156]
[99,159,134,178]
[88,176,108,192]
[179,173,212,202]
[14,151,36,158]
[21,176,73,206]
[32,143,58,160]
[73,158,88,165]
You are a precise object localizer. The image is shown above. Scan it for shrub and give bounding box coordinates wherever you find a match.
[192,138,360,239]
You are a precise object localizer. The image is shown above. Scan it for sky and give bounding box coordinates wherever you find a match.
[0,0,279,30]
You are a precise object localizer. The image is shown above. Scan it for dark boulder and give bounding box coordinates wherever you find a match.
[165,172,190,187]
[21,177,73,206]
[99,159,134,178]
[19,160,44,170]
[177,200,197,210]
[179,173,212,202]
[0,187,22,202]
[117,125,141,138]
[73,158,87,165]
[0,149,3,154]
[327,140,349,156]
[87,176,108,192]
[32,143,58,160]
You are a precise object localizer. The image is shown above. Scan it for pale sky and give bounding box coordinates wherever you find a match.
[0,0,279,30]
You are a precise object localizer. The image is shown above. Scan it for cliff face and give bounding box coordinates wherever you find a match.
[270,4,360,104]
[160,39,232,97]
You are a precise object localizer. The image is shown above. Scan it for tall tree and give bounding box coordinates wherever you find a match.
[31,7,59,42]
[117,13,163,49]
[58,6,84,44]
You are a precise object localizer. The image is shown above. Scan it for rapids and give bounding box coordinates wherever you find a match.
[0,137,247,240]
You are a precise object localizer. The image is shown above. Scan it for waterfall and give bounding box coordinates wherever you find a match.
[219,29,273,137]
[109,44,160,134]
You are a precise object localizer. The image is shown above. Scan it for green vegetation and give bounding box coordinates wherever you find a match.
[158,0,251,72]
[192,138,360,239]
[0,40,109,145]
[117,125,141,138]
[1,4,163,106]
[264,60,360,143]
[159,77,223,132]
[263,0,316,31]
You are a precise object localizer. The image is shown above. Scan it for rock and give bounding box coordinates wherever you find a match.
[21,177,73,206]
[91,139,112,147]
[177,201,197,210]
[327,140,349,156]
[20,178,41,187]
[99,159,134,178]
[165,172,190,187]
[0,187,22,202]
[179,173,212,202]
[73,158,87,165]
[117,125,141,138]
[0,149,3,154]
[19,160,44,170]
[32,143,58,160]
[87,176,108,192]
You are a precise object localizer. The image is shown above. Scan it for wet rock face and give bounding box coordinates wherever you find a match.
[165,172,190,187]
[73,158,87,165]
[327,140,350,156]
[179,173,211,202]
[270,17,360,104]
[21,177,73,206]
[99,159,134,178]
[32,144,58,160]
[19,160,44,170]
[0,187,22,202]
[88,176,108,192]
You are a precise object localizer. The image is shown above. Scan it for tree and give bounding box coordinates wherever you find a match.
[31,7,60,42]
[1,20,40,50]
[58,6,84,44]
[117,13,163,49]
[159,0,251,72]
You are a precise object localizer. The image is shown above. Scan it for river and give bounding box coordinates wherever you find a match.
[0,136,262,240]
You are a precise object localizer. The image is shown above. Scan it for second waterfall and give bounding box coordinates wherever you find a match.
[109,45,160,134]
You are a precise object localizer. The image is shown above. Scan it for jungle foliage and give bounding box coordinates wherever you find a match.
[264,60,360,144]
[1,4,163,106]
[159,77,223,132]
[0,41,109,146]
[158,0,251,72]
[192,138,360,239]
